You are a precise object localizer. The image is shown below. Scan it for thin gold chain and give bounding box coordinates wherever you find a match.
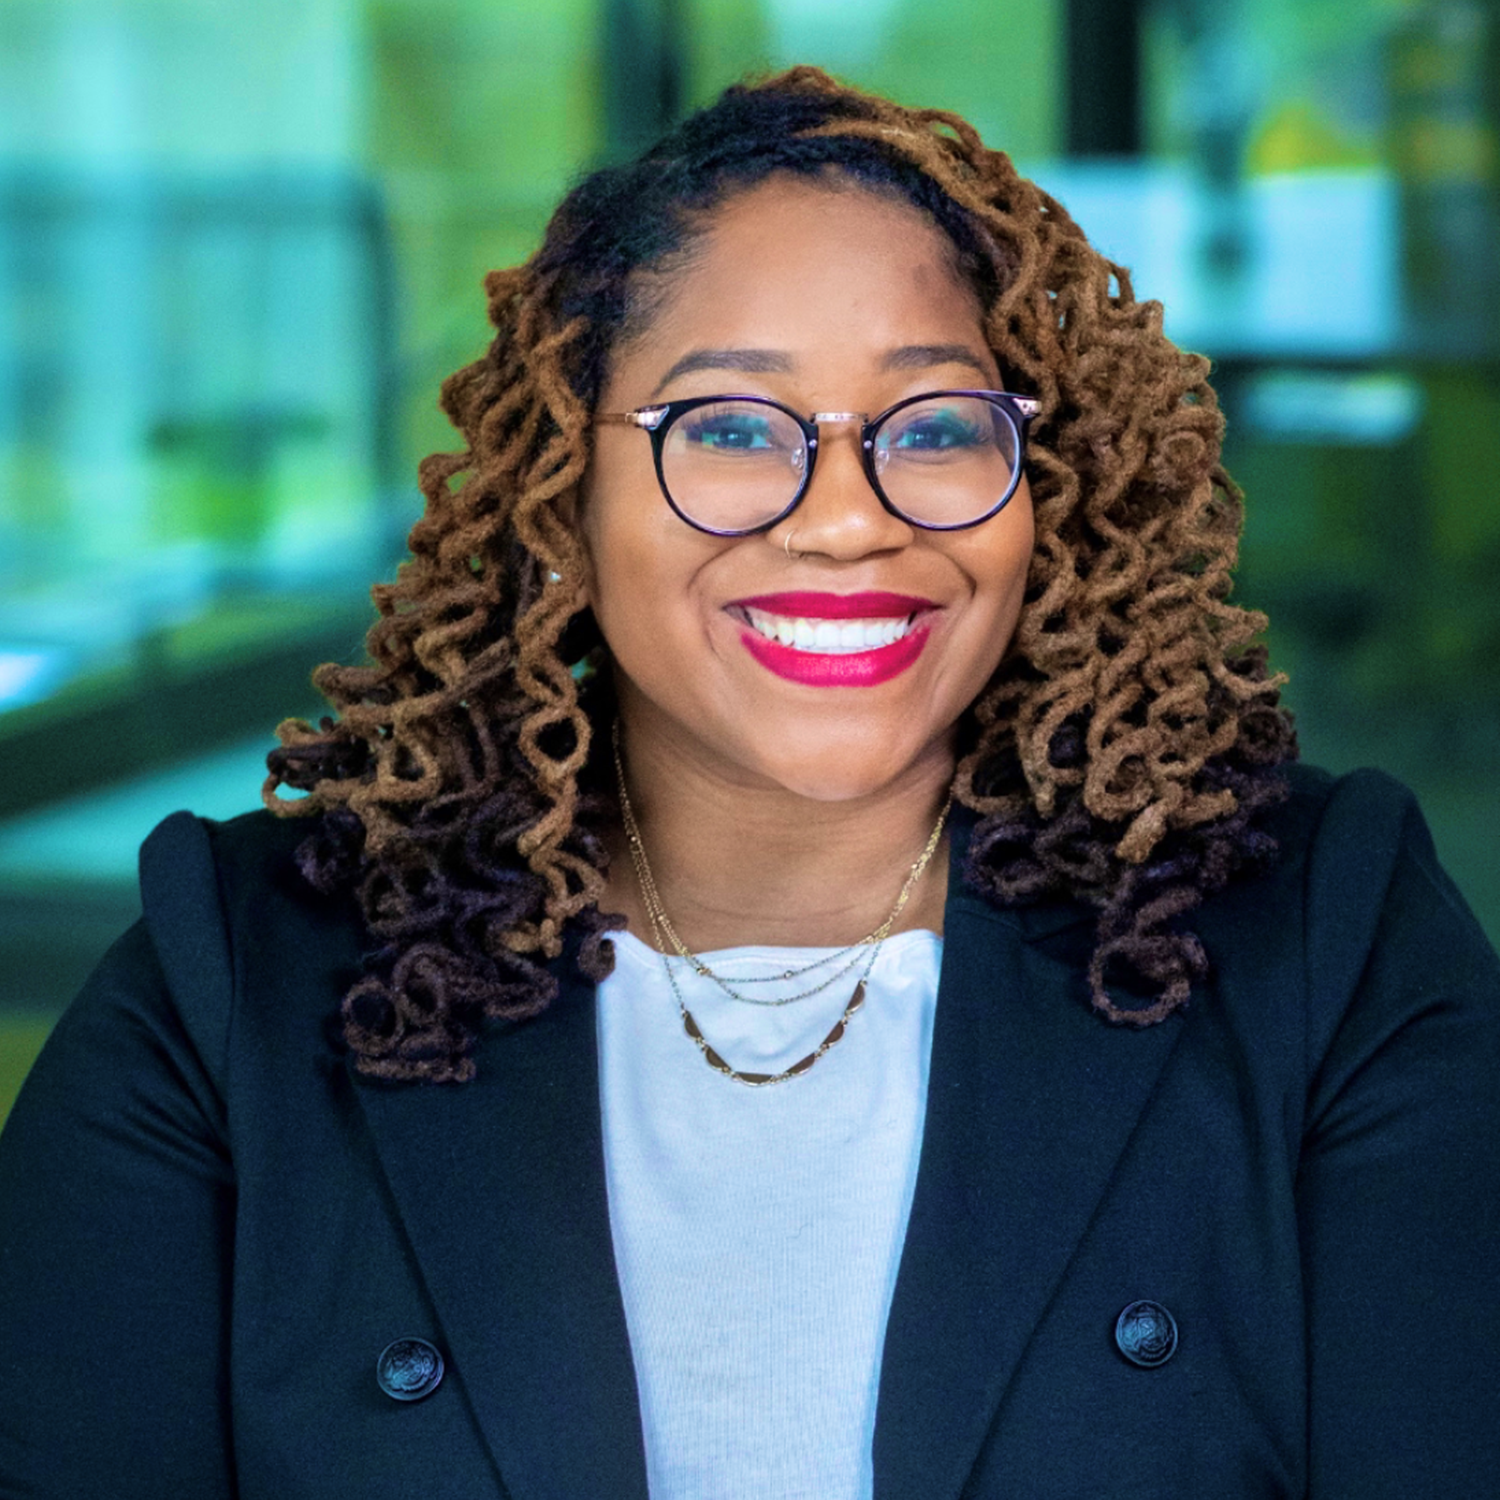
[613,720,949,1006]
[612,720,950,1086]
[665,946,876,1088]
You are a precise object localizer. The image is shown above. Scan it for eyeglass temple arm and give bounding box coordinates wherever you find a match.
[595,407,671,430]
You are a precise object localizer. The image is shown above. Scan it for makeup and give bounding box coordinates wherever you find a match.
[740,626,929,686]
[729,591,935,687]
[734,591,934,619]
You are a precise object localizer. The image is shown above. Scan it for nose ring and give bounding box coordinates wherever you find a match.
[784,529,801,561]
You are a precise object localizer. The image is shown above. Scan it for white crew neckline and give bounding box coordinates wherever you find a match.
[596,922,943,1499]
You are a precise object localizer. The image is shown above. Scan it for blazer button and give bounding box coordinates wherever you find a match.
[1114,1301,1178,1368]
[376,1337,445,1401]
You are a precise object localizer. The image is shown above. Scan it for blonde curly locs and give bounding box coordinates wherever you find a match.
[266,66,1294,1081]
[270,258,601,921]
[262,252,615,1080]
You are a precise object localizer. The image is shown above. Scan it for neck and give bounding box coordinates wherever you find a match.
[605,715,954,952]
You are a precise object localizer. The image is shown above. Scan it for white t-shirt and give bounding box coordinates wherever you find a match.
[596,927,942,1500]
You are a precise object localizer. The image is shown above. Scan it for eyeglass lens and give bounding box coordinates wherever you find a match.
[659,395,1021,533]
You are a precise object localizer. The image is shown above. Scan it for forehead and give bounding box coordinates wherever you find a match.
[612,176,988,383]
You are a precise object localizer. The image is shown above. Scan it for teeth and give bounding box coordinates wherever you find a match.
[743,607,914,653]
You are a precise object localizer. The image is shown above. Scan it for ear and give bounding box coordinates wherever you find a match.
[548,488,605,674]
[556,482,580,531]
[556,600,605,672]
[554,484,598,607]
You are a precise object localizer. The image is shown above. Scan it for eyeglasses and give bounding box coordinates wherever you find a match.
[595,389,1039,536]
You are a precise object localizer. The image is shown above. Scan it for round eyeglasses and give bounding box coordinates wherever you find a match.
[594,389,1040,536]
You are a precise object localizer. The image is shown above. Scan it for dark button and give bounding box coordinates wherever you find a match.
[1114,1300,1178,1368]
[376,1337,445,1401]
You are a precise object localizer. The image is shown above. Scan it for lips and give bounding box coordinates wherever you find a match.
[727,591,937,688]
[734,591,935,619]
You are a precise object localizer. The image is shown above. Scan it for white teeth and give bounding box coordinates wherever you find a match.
[742,607,915,653]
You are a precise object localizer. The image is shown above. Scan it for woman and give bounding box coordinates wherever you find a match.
[1,68,1497,1500]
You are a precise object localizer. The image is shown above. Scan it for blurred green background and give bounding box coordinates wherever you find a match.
[3,0,1498,1122]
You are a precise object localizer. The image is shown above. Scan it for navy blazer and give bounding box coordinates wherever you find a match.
[2,764,1498,1499]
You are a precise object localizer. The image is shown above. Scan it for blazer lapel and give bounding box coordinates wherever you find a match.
[873,855,1187,1499]
[352,961,648,1500]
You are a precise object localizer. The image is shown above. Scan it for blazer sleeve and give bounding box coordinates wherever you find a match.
[0,813,237,1498]
[1297,770,1500,1496]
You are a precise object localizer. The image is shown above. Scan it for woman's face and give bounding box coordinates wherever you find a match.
[577,176,1035,803]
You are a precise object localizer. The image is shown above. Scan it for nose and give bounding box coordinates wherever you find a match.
[767,420,913,561]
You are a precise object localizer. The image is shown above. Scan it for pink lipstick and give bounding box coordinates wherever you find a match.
[728,590,937,688]
[734,591,935,618]
[740,625,930,686]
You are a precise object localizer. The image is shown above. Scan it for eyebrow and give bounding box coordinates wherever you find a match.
[651,348,793,396]
[649,341,994,397]
[880,343,993,379]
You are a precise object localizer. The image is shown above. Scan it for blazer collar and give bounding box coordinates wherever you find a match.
[352,814,1184,1500]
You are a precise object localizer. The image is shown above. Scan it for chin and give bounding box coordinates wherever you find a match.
[767,772,894,804]
[744,738,943,806]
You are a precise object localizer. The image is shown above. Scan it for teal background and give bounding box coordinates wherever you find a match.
[3,0,1498,1119]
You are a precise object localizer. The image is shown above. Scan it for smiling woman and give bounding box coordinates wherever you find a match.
[580,180,1036,831]
[1,66,1498,1500]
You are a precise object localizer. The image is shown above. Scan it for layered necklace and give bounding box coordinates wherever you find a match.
[612,722,950,1088]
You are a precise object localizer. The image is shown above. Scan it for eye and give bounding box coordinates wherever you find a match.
[884,406,987,453]
[678,407,781,453]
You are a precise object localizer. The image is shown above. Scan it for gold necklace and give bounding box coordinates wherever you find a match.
[612,723,949,1006]
[612,722,951,1086]
[667,941,875,1087]
[614,728,873,1004]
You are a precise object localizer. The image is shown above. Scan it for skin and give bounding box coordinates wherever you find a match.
[575,176,1035,950]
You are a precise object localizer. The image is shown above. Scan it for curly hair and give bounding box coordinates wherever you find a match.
[266,66,1296,1082]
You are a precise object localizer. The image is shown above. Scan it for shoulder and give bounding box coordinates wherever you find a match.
[137,808,365,1084]
[138,808,323,991]
[1234,761,1489,965]
[140,805,313,912]
[1199,763,1499,1072]
[1266,760,1431,872]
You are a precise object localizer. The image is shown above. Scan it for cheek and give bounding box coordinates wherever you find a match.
[966,494,1036,612]
[575,462,649,615]
[575,476,704,655]
[944,501,1035,686]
